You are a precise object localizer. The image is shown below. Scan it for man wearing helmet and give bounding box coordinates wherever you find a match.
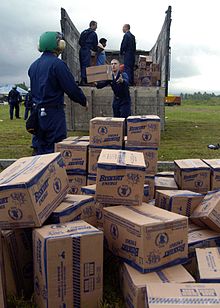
[28,31,88,155]
[8,85,22,120]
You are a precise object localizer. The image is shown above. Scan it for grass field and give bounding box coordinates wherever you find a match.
[1,100,220,160]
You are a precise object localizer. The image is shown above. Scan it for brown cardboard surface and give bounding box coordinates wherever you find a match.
[155,177,178,190]
[0,235,6,308]
[33,220,103,308]
[48,194,96,226]
[121,263,194,308]
[0,153,69,228]
[55,141,88,173]
[125,145,158,175]
[174,159,211,193]
[89,117,125,148]
[86,65,112,83]
[191,190,220,232]
[103,204,188,273]
[146,283,220,307]
[155,190,204,217]
[67,174,87,194]
[96,150,146,206]
[196,247,220,282]
[88,147,102,175]
[127,115,160,147]
[203,159,220,190]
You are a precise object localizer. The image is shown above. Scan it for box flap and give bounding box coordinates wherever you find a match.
[175,159,210,170]
[196,247,220,281]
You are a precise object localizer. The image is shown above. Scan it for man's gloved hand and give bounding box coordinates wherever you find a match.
[117,74,124,84]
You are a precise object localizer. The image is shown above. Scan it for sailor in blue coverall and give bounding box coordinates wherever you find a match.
[96,59,131,118]
[120,24,136,85]
[28,32,87,155]
[79,21,98,84]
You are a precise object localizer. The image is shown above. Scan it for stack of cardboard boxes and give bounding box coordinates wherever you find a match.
[134,55,161,87]
[0,152,103,308]
[3,116,220,307]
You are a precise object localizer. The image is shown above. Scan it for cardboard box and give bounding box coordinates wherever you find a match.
[196,247,220,282]
[188,223,220,256]
[33,221,103,308]
[120,263,194,308]
[156,171,174,178]
[96,149,146,206]
[86,64,112,83]
[139,55,153,64]
[88,147,102,175]
[67,173,87,194]
[125,145,158,175]
[48,194,96,226]
[1,231,17,297]
[0,235,6,307]
[174,159,211,193]
[103,204,188,273]
[146,283,220,307]
[55,141,88,173]
[89,117,125,148]
[203,159,220,190]
[155,176,178,190]
[127,115,160,147]
[95,202,111,230]
[0,153,69,228]
[2,229,33,298]
[87,174,97,185]
[145,175,155,200]
[155,190,204,217]
[191,190,220,232]
[81,184,96,195]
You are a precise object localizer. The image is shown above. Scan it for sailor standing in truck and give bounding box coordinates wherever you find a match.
[120,24,136,85]
[96,59,131,119]
[28,31,88,155]
[79,21,98,85]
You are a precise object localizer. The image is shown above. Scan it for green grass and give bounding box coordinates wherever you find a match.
[1,100,220,160]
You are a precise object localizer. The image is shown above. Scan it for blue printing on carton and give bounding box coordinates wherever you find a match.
[89,145,122,149]
[121,256,188,274]
[66,170,87,176]
[148,296,220,305]
[51,197,94,219]
[81,187,96,195]
[156,270,170,282]
[97,163,146,172]
[127,117,160,123]
[125,146,158,151]
[144,186,149,197]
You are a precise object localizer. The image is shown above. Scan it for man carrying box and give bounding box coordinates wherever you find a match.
[96,59,131,119]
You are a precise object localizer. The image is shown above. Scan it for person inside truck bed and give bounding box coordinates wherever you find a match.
[96,38,107,66]
[28,31,88,155]
[96,59,131,119]
[120,24,136,86]
[79,21,98,85]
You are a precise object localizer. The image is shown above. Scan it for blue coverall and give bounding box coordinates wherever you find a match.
[8,88,22,119]
[79,28,98,83]
[28,51,87,155]
[120,31,136,85]
[24,92,33,120]
[97,71,131,118]
[96,50,106,66]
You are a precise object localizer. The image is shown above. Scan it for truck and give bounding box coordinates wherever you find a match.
[60,6,172,131]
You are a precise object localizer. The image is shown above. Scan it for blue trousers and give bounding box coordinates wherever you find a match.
[79,48,91,81]
[9,102,20,119]
[35,107,67,155]
[112,98,131,118]
[124,53,135,85]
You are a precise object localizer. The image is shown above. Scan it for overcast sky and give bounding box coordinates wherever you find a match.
[1,0,220,93]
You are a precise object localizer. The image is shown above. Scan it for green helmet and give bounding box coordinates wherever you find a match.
[38,32,65,52]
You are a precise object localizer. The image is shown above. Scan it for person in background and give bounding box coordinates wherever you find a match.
[28,31,88,155]
[120,24,136,85]
[24,88,33,120]
[96,59,131,118]
[79,21,98,85]
[8,85,22,120]
[96,38,107,66]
